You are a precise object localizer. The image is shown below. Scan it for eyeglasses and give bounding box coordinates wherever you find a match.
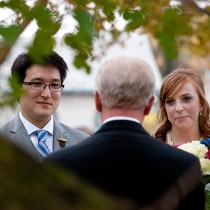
[23,82,64,92]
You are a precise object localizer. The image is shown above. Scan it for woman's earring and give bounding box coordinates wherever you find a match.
[200,112,202,116]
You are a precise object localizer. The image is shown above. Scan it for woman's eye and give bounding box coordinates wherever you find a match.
[183,96,192,102]
[165,99,175,105]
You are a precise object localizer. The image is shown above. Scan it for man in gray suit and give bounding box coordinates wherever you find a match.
[0,51,88,162]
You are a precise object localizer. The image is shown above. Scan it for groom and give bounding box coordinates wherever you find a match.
[45,56,204,209]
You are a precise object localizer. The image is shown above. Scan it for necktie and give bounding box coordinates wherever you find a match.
[36,129,50,158]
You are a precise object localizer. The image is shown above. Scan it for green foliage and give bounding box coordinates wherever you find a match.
[123,8,144,31]
[186,15,210,57]
[0,0,31,18]
[155,31,178,59]
[65,9,95,73]
[205,190,210,210]
[0,134,135,210]
[0,76,24,108]
[155,7,191,59]
[94,0,117,21]
[203,175,210,185]
[0,25,21,43]
[1,0,210,68]
[28,5,61,63]
[1,0,210,107]
[28,28,56,64]
[201,175,210,210]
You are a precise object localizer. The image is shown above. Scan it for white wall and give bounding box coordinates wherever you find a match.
[0,28,162,133]
[0,93,99,133]
[57,93,98,132]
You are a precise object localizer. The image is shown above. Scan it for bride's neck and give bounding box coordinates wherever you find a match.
[169,129,201,145]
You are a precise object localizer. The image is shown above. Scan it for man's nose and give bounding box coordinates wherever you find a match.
[41,86,51,97]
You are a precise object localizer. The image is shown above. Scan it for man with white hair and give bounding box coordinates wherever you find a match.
[45,56,204,210]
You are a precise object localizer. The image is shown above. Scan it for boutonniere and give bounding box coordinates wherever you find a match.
[57,138,67,148]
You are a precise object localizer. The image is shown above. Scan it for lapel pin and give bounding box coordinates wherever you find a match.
[57,138,67,148]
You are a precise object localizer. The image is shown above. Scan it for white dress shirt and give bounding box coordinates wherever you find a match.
[103,116,140,124]
[19,112,54,153]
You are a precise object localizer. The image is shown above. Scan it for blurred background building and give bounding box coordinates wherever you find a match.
[0,23,162,134]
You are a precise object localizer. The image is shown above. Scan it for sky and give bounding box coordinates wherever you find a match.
[0,3,162,92]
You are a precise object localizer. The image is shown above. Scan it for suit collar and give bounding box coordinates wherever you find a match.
[96,120,146,134]
[19,112,54,135]
[11,114,67,139]
[9,114,24,133]
[8,114,42,161]
[9,114,68,155]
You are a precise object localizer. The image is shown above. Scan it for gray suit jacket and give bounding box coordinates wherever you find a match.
[0,114,89,162]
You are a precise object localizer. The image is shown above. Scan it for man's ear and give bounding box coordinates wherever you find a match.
[144,95,155,116]
[94,90,102,112]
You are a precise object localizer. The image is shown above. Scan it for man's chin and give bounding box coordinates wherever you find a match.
[37,111,53,120]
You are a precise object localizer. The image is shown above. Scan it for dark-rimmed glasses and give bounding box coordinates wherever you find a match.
[23,82,64,92]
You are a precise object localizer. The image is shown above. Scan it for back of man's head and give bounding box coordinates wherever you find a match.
[95,56,155,110]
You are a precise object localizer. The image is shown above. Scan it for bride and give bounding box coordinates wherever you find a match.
[154,68,210,208]
[154,68,210,146]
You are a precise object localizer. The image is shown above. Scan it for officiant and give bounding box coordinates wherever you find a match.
[45,56,204,209]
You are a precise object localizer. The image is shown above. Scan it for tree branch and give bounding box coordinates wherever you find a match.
[180,0,210,16]
[0,18,31,65]
[0,0,48,65]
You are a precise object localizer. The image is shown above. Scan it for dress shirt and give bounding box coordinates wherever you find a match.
[19,112,54,153]
[103,116,140,124]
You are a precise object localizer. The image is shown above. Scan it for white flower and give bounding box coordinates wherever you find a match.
[178,141,210,175]
[200,158,210,175]
[178,141,207,159]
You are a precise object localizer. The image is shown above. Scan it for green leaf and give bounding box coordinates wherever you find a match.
[95,0,117,21]
[64,9,95,73]
[155,31,178,59]
[205,190,210,210]
[123,9,144,31]
[203,175,210,185]
[0,25,21,44]
[0,76,25,108]
[162,8,191,36]
[27,28,56,64]
[74,9,95,44]
[73,55,91,74]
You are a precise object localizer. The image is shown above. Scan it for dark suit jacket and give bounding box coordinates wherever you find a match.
[0,114,89,162]
[45,120,205,209]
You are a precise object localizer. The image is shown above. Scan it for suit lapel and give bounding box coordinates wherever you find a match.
[10,116,68,156]
[53,118,68,151]
[9,114,42,161]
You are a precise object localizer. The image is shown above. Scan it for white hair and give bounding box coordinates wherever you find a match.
[95,56,155,109]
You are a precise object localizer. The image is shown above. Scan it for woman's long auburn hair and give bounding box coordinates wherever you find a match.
[154,68,210,142]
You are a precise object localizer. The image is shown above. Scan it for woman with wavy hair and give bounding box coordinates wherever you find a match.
[154,68,210,146]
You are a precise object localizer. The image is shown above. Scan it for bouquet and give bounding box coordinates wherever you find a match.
[177,139,210,210]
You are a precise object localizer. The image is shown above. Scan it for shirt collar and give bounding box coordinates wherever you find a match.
[103,116,140,124]
[19,112,54,135]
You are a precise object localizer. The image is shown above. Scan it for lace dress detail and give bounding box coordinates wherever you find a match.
[166,131,173,146]
[166,131,202,147]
